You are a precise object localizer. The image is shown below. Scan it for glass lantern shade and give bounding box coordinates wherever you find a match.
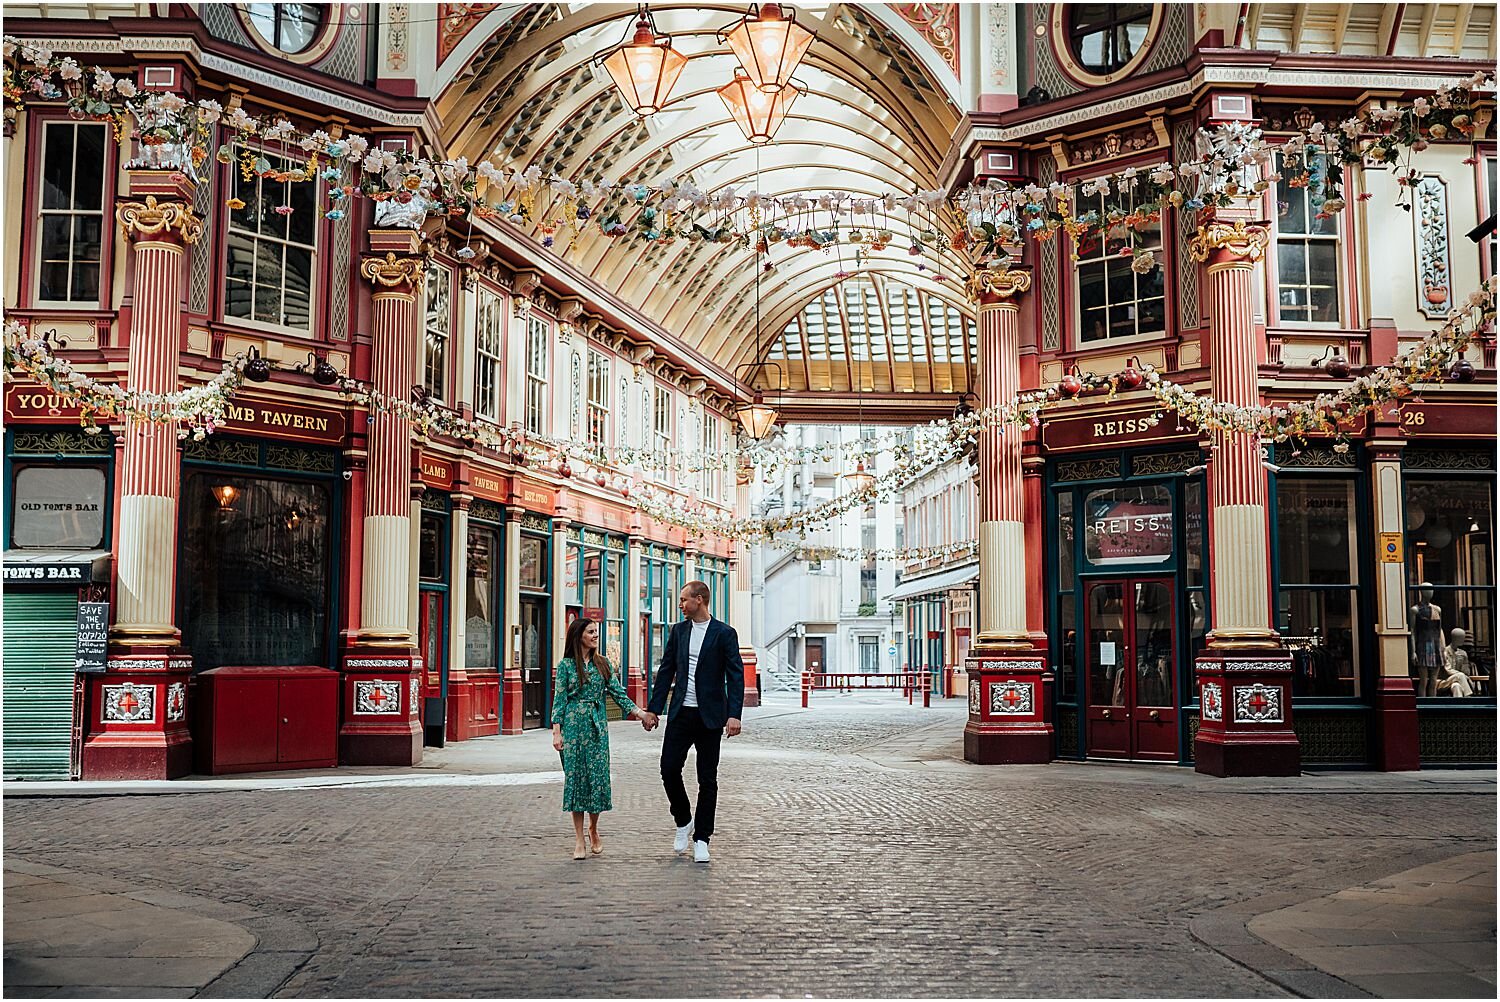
[734,393,779,440]
[599,17,688,116]
[842,461,875,493]
[717,70,800,144]
[721,2,814,93]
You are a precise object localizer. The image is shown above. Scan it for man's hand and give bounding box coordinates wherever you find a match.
[639,711,659,731]
[726,717,742,738]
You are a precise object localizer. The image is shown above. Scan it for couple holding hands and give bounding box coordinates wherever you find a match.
[550,580,745,863]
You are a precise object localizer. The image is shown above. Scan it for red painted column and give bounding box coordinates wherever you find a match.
[1189,219,1300,777]
[339,235,424,766]
[963,268,1052,764]
[1369,437,1420,770]
[82,173,202,780]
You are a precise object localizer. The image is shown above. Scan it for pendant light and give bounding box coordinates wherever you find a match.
[595,5,689,116]
[719,2,815,93]
[735,180,780,440]
[842,279,875,493]
[717,69,801,144]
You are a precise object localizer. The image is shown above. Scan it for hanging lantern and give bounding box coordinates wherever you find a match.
[211,484,240,512]
[842,460,875,493]
[734,389,779,439]
[718,69,801,144]
[595,6,689,116]
[719,2,814,93]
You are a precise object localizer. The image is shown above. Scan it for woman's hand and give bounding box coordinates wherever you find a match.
[552,726,563,752]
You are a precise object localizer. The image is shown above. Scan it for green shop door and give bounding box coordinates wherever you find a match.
[3,591,79,779]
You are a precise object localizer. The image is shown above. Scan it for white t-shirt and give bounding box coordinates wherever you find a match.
[683,619,710,708]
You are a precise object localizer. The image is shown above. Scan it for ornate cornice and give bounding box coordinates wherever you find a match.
[966,267,1032,304]
[360,252,424,289]
[116,195,203,245]
[1188,221,1269,264]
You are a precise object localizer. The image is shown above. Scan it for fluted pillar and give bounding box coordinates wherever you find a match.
[338,233,424,767]
[1188,219,1299,776]
[83,176,202,780]
[962,267,1051,764]
[1369,438,1419,770]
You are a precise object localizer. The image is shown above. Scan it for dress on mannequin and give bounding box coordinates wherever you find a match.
[1409,583,1445,698]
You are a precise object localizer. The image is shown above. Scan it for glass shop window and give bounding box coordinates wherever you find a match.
[1406,479,1494,699]
[419,512,445,582]
[1275,479,1359,698]
[10,465,107,549]
[180,472,331,669]
[1082,484,1173,566]
[465,525,497,670]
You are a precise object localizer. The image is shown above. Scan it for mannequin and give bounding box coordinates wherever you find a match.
[1409,583,1445,697]
[1438,628,1476,697]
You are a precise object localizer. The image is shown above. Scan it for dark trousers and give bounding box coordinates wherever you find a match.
[660,706,722,842]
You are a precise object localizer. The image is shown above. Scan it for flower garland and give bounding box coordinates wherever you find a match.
[3,37,1489,266]
[6,276,1493,541]
[779,540,976,562]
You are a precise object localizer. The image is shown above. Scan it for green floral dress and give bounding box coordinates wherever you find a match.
[552,657,639,813]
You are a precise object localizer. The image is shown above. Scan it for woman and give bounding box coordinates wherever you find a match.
[551,616,655,859]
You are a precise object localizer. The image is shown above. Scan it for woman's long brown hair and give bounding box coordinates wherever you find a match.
[563,615,611,689]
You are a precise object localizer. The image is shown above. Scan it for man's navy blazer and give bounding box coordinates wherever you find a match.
[647,618,745,729]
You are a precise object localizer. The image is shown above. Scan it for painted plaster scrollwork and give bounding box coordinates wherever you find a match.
[1200,682,1223,721]
[893,3,960,79]
[1413,176,1452,319]
[166,682,187,722]
[1188,221,1270,264]
[988,680,1034,714]
[116,196,204,245]
[360,252,425,290]
[966,268,1032,304]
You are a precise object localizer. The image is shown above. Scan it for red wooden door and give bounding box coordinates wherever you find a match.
[278,676,338,765]
[1085,578,1179,761]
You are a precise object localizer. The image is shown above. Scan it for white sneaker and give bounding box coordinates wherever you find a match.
[673,822,693,854]
[693,840,710,864]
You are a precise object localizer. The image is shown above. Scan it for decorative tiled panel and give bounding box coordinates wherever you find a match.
[989,681,1034,714]
[410,678,421,718]
[1232,683,1283,723]
[354,680,404,715]
[103,683,156,724]
[1200,682,1223,722]
[968,679,980,714]
[1413,175,1452,319]
[166,682,187,723]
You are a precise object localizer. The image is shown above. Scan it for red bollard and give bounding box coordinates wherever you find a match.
[801,670,810,708]
[923,671,931,708]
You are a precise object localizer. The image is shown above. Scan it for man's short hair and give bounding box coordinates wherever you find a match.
[684,580,711,602]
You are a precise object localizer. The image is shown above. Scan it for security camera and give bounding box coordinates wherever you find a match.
[342,469,353,481]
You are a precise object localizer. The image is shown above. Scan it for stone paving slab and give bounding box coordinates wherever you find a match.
[3,696,1495,998]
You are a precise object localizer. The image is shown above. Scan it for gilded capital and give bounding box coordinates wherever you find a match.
[360,252,425,289]
[966,267,1032,305]
[116,196,204,245]
[1188,220,1269,264]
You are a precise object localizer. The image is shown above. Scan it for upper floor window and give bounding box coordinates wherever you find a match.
[423,263,450,403]
[702,415,719,500]
[653,385,673,483]
[474,287,504,421]
[243,3,325,54]
[1067,4,1153,75]
[1076,193,1165,344]
[38,122,107,305]
[524,316,549,436]
[225,147,316,330]
[587,350,610,447]
[1274,152,1341,325]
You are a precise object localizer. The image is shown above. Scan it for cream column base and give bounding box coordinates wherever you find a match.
[361,515,413,643]
[113,494,178,638]
[1208,505,1277,646]
[977,519,1028,645]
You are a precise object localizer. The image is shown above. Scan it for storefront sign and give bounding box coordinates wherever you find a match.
[576,495,631,532]
[419,456,454,489]
[5,563,92,582]
[516,481,557,514]
[1397,402,1494,438]
[1084,486,1174,565]
[1041,407,1196,453]
[74,601,109,673]
[220,399,346,444]
[470,469,509,502]
[4,384,94,423]
[1379,532,1404,563]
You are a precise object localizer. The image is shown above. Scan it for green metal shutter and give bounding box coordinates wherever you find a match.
[3,591,78,780]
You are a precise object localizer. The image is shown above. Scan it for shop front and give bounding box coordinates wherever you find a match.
[3,416,115,780]
[640,541,685,704]
[563,525,630,719]
[416,487,450,746]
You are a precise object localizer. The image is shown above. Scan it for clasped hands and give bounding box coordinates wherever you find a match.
[636,710,660,731]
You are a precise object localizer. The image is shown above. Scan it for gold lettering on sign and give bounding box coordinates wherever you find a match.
[1094,418,1152,437]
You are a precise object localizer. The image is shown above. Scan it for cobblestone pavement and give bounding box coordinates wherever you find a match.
[4,695,1495,998]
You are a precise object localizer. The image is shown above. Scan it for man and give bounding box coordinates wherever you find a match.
[644,580,744,864]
